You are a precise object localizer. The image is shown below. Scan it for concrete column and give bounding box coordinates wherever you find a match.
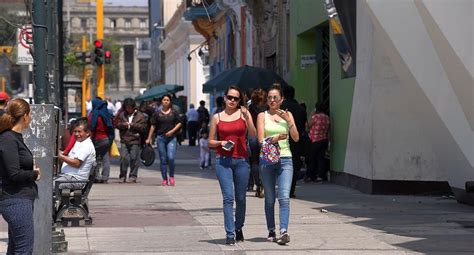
[119,46,125,89]
[133,45,140,90]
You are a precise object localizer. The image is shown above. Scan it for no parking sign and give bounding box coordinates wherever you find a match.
[16,25,34,65]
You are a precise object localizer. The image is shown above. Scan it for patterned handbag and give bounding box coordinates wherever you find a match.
[260,137,281,166]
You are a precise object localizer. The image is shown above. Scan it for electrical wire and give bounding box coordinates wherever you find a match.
[0,15,22,29]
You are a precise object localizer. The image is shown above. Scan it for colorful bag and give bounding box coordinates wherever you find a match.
[260,137,280,166]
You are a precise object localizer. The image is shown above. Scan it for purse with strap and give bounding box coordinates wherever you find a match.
[260,137,280,166]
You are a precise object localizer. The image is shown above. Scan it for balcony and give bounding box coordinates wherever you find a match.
[184,0,218,21]
[136,38,151,60]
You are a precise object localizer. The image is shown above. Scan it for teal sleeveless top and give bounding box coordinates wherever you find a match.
[263,111,291,157]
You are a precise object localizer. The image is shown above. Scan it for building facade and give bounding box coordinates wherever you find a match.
[65,1,150,97]
[290,0,473,203]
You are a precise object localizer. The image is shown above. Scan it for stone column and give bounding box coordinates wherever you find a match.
[119,46,125,90]
[133,45,140,91]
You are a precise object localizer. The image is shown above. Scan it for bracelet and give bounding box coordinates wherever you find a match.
[288,123,295,129]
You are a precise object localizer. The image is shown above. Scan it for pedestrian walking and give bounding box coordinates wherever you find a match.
[257,84,299,245]
[115,98,148,183]
[146,95,182,186]
[197,100,210,129]
[199,129,210,169]
[0,91,10,116]
[56,118,96,189]
[307,102,330,181]
[282,85,307,198]
[0,98,41,254]
[248,88,267,197]
[208,86,256,245]
[88,98,115,183]
[186,104,199,146]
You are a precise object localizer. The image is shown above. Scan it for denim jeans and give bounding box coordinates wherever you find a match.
[259,157,293,232]
[0,198,34,255]
[215,157,250,238]
[156,135,177,180]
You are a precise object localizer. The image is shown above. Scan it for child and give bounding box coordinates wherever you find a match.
[199,130,210,169]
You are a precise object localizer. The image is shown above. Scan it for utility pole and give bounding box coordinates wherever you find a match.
[96,0,105,99]
[33,0,48,103]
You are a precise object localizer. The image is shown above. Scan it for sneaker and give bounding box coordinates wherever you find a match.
[129,177,137,183]
[162,180,168,186]
[235,229,244,242]
[169,177,175,186]
[225,236,235,246]
[276,231,290,245]
[119,177,126,183]
[267,231,276,242]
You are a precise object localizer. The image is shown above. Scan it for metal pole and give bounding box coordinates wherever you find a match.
[47,0,56,105]
[33,0,48,103]
[82,36,88,117]
[96,0,105,99]
[58,0,65,110]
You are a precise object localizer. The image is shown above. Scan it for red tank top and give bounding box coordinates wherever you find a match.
[216,114,248,158]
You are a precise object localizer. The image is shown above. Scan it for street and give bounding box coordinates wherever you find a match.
[1,145,473,254]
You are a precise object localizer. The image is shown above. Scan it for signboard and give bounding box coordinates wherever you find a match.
[16,26,34,65]
[300,54,316,69]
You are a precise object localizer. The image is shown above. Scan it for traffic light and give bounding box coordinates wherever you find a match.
[94,39,104,65]
[105,50,111,64]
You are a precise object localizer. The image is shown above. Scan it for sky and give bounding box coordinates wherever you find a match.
[104,0,148,7]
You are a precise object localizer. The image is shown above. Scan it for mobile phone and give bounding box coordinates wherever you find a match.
[222,140,235,151]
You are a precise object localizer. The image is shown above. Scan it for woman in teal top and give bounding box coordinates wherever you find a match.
[257,84,299,245]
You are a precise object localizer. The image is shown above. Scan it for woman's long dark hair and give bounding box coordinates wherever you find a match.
[0,98,30,133]
[225,85,245,107]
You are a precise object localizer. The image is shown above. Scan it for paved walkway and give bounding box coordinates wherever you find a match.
[1,145,474,254]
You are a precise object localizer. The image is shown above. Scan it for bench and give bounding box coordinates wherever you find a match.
[53,163,98,227]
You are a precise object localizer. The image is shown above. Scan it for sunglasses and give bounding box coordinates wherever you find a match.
[267,95,281,102]
[226,95,241,102]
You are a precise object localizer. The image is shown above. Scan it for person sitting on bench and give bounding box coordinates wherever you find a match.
[56,117,96,190]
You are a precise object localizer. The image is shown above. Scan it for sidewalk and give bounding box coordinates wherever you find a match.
[1,145,474,254]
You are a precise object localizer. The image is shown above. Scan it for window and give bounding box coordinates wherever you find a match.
[139,21,146,29]
[110,19,116,29]
[125,19,131,28]
[81,19,87,28]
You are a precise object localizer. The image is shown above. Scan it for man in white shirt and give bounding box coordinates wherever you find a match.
[57,118,96,189]
[186,104,199,146]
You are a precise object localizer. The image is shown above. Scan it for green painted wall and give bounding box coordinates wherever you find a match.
[289,0,355,172]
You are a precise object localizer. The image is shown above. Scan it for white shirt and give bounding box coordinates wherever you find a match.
[61,137,96,180]
[186,108,199,122]
[114,101,122,115]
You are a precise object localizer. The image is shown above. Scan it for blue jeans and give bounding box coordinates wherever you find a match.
[156,135,177,180]
[259,157,293,233]
[215,157,250,238]
[0,198,34,255]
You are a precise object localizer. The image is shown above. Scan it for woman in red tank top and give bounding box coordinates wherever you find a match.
[208,86,256,245]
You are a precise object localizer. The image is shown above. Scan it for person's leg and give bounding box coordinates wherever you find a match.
[289,141,302,197]
[259,163,277,231]
[315,140,328,179]
[156,135,168,181]
[204,151,210,168]
[188,121,197,146]
[233,158,250,231]
[129,144,141,180]
[101,153,110,182]
[1,198,34,254]
[199,148,205,168]
[215,157,236,238]
[167,137,177,178]
[277,158,293,232]
[119,143,131,179]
